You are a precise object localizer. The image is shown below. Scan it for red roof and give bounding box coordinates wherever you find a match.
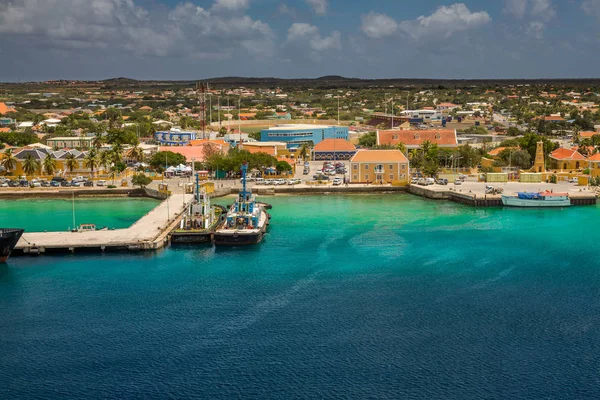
[586,153,600,162]
[377,129,457,148]
[350,149,408,163]
[544,116,565,122]
[550,148,585,161]
[313,139,356,152]
[159,143,227,162]
[0,102,16,114]
[579,131,598,138]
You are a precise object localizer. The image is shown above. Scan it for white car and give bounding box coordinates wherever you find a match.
[275,179,286,185]
[332,178,343,186]
[96,180,107,187]
[264,179,274,185]
[454,179,462,185]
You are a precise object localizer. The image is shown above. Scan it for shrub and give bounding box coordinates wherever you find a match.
[107,185,117,188]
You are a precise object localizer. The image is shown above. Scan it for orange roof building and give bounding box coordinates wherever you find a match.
[349,149,409,184]
[377,129,458,149]
[312,139,356,161]
[159,141,228,163]
[550,148,585,171]
[579,131,598,139]
[0,102,16,115]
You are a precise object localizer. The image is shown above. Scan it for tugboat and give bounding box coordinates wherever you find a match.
[0,228,24,262]
[501,191,571,207]
[213,163,270,246]
[170,174,225,244]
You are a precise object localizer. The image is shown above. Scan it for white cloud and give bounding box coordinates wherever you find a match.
[530,0,556,21]
[0,0,274,59]
[287,23,340,51]
[306,0,327,16]
[212,0,250,11]
[503,0,528,19]
[398,3,491,41]
[360,12,398,39]
[582,0,600,19]
[525,21,546,39]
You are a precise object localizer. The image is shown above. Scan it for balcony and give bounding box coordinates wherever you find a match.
[374,168,384,174]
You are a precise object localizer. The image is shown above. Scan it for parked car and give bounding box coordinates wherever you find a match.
[50,181,60,187]
[264,179,274,185]
[569,177,578,183]
[454,179,462,185]
[19,180,29,187]
[83,181,94,187]
[255,178,265,185]
[332,178,343,186]
[287,179,301,185]
[30,181,42,188]
[51,176,66,183]
[275,179,286,185]
[96,180,107,187]
[71,181,82,187]
[417,178,427,186]
[425,178,435,185]
[436,178,448,185]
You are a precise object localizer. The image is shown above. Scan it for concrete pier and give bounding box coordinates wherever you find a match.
[14,194,194,255]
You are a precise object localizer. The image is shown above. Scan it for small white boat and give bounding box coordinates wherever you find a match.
[73,224,108,232]
[501,191,571,207]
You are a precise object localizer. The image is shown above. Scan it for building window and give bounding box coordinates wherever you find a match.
[414,134,419,139]
[389,164,394,170]
[353,174,357,180]
[365,164,369,170]
[393,134,398,140]
[401,164,406,170]
[365,174,369,181]
[389,174,394,180]
[353,164,358,170]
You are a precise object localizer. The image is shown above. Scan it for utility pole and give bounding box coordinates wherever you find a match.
[218,96,221,128]
[238,97,242,147]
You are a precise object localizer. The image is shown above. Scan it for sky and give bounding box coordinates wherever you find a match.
[1,0,600,81]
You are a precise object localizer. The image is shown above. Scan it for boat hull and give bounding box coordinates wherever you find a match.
[501,196,571,207]
[0,228,24,263]
[170,231,213,244]
[213,211,269,246]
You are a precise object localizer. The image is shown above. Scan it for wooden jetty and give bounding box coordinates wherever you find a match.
[14,194,194,255]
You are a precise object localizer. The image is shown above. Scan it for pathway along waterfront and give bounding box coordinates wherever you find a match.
[13,194,194,255]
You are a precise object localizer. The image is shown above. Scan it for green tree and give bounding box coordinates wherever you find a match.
[65,153,78,175]
[149,151,187,171]
[84,149,99,178]
[276,160,292,173]
[99,150,112,172]
[42,154,56,176]
[298,143,310,160]
[22,154,40,177]
[395,142,407,155]
[1,148,17,174]
[358,132,377,148]
[132,174,152,188]
[507,127,521,136]
[248,131,261,141]
[92,132,104,149]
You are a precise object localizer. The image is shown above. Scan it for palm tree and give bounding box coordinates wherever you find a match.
[298,143,310,161]
[128,141,144,164]
[92,132,104,149]
[22,154,40,177]
[111,143,123,165]
[1,149,17,174]
[42,154,56,176]
[395,142,407,155]
[99,150,111,173]
[65,153,78,176]
[84,149,98,179]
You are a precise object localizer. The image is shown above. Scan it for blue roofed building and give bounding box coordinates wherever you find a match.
[260,124,349,149]
[155,130,197,146]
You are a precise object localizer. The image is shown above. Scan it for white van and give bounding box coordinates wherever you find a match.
[255,178,265,184]
[425,178,435,185]
[96,180,107,187]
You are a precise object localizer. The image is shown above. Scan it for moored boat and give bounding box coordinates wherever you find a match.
[501,191,571,207]
[170,174,226,244]
[213,163,270,246]
[0,228,24,262]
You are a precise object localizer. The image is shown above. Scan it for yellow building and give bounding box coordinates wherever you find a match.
[1,148,107,177]
[586,153,600,177]
[349,149,409,184]
[549,148,585,172]
[46,137,94,150]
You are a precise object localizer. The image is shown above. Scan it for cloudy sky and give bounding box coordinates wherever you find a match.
[1,0,599,81]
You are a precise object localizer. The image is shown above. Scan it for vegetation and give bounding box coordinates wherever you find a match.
[358,132,377,148]
[1,149,17,174]
[132,174,152,188]
[149,151,187,171]
[42,154,57,175]
[22,154,40,176]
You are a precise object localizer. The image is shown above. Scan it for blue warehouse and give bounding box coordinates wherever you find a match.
[155,130,197,146]
[260,124,349,149]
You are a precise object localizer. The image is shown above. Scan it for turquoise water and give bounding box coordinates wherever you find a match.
[2,194,600,399]
[0,198,160,232]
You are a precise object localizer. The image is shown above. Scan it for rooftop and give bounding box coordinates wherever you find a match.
[550,148,585,160]
[263,124,342,131]
[377,129,458,147]
[313,139,356,152]
[351,149,408,163]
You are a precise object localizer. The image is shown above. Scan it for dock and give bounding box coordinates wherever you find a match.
[14,194,194,255]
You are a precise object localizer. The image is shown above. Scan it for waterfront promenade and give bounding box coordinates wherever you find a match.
[14,194,194,255]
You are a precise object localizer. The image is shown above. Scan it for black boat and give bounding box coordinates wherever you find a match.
[0,228,24,262]
[213,163,270,246]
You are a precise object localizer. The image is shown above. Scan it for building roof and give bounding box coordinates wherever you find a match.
[586,153,600,162]
[544,115,565,122]
[47,136,93,141]
[550,148,585,160]
[350,149,408,163]
[159,144,226,162]
[0,128,10,133]
[313,139,356,152]
[579,131,598,138]
[487,146,518,157]
[263,124,341,131]
[377,129,458,147]
[0,102,16,114]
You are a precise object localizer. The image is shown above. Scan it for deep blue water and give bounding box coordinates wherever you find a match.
[1,195,600,399]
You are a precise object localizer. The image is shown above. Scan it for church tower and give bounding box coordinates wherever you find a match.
[533,141,545,173]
